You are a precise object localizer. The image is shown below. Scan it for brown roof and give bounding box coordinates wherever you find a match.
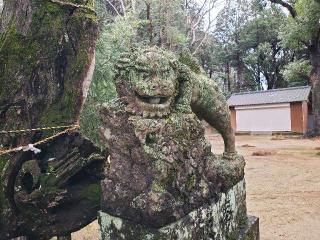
[228,86,311,107]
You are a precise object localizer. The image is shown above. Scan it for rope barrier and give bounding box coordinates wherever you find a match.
[0,125,80,157]
[0,124,80,134]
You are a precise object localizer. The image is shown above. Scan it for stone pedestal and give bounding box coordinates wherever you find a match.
[99,180,259,240]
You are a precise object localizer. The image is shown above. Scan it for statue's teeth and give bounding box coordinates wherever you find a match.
[150,112,156,118]
[143,111,149,118]
[149,98,161,104]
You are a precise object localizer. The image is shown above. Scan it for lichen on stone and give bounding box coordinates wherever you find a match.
[99,47,245,229]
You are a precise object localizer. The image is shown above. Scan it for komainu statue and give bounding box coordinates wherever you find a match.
[99,47,259,239]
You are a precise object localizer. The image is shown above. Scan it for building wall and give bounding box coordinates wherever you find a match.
[290,101,308,133]
[234,103,291,132]
[230,107,237,131]
[230,102,310,133]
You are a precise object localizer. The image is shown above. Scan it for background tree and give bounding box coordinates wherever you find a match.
[81,0,217,142]
[210,1,293,92]
[213,0,254,91]
[242,4,293,90]
[270,0,320,135]
[83,0,319,137]
[282,59,312,86]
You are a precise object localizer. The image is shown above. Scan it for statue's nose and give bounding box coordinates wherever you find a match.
[149,84,164,95]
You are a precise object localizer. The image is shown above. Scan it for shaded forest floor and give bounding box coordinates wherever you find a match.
[73,132,320,240]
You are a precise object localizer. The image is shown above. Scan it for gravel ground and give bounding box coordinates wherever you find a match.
[73,132,320,240]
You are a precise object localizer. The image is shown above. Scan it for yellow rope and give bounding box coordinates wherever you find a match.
[0,125,80,157]
[0,124,80,134]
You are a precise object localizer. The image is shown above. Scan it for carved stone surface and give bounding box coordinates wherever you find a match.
[99,47,256,239]
[99,180,259,240]
[100,101,245,228]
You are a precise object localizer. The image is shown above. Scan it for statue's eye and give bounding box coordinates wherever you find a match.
[141,72,149,79]
[159,70,170,77]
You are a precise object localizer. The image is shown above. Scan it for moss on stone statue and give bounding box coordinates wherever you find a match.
[98,181,258,240]
[98,47,245,233]
[186,175,196,191]
[81,183,101,206]
[178,49,202,74]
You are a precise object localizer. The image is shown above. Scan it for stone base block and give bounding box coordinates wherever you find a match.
[98,180,259,240]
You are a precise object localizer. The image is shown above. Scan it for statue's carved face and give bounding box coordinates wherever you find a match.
[117,49,179,118]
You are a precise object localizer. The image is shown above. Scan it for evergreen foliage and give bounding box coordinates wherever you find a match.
[80,0,320,139]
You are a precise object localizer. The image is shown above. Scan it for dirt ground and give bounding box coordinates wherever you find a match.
[73,133,320,240]
[207,133,320,240]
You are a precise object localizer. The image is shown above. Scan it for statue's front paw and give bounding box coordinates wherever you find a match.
[223,151,242,161]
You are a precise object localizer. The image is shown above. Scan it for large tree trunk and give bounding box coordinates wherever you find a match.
[0,0,103,239]
[268,0,320,135]
[146,2,153,44]
[236,54,244,91]
[235,40,244,91]
[225,62,231,92]
[310,43,320,135]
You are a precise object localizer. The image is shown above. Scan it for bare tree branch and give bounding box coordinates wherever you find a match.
[190,0,209,24]
[187,0,217,46]
[119,0,126,15]
[131,0,136,14]
[192,1,217,54]
[269,0,297,18]
[185,0,193,9]
[187,0,217,49]
[105,0,121,16]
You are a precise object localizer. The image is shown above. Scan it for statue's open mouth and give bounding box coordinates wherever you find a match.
[136,94,170,105]
[135,92,172,117]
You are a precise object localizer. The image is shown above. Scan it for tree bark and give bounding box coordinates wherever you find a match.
[225,62,231,92]
[269,0,297,18]
[57,235,71,240]
[0,0,103,239]
[146,2,153,44]
[236,53,244,91]
[235,35,244,91]
[310,43,320,135]
[269,0,320,135]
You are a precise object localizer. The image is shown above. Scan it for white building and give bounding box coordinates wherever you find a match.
[228,86,312,134]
